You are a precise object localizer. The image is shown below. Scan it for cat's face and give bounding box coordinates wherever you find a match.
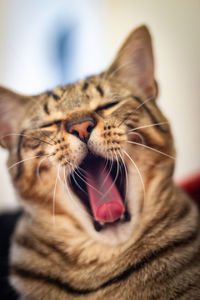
[0,26,175,245]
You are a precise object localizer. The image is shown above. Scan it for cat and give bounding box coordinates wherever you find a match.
[0,25,200,300]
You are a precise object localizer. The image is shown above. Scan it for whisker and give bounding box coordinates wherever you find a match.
[64,159,100,195]
[106,60,134,80]
[52,166,60,225]
[71,170,88,196]
[135,96,154,111]
[0,133,54,146]
[115,150,128,207]
[64,159,76,170]
[118,112,133,128]
[100,150,114,189]
[122,149,146,201]
[128,122,169,132]
[8,153,50,170]
[114,149,123,181]
[75,166,90,177]
[126,141,175,159]
[75,168,103,195]
[117,149,129,206]
[128,132,145,145]
[101,150,120,201]
[40,130,56,145]
[36,155,52,181]
[99,152,109,182]
[63,167,91,218]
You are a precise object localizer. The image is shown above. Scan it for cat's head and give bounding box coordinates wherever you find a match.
[0,26,175,245]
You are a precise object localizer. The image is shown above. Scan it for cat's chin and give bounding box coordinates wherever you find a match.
[66,152,141,245]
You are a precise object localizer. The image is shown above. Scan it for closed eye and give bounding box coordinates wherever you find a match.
[40,120,62,128]
[95,101,119,112]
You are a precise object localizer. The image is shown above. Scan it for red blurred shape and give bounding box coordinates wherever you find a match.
[177,172,200,205]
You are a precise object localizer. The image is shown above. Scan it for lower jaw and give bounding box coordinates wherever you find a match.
[67,153,131,232]
[66,179,131,232]
[67,180,132,233]
[93,210,131,231]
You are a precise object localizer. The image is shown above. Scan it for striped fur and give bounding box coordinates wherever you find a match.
[0,26,199,299]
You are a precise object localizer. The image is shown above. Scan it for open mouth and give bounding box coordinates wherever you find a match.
[69,153,131,231]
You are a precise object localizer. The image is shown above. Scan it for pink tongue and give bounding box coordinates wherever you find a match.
[85,161,125,223]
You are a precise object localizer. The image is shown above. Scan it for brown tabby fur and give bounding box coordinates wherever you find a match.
[0,26,200,299]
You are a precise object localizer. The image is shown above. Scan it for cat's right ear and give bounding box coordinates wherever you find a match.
[0,86,28,149]
[106,25,157,99]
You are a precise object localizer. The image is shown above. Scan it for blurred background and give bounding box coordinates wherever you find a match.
[0,0,199,210]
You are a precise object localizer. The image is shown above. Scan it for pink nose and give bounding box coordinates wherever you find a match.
[68,119,95,142]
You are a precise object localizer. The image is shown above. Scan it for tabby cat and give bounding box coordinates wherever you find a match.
[0,26,200,300]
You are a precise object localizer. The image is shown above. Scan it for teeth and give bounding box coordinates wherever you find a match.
[93,220,104,232]
[120,214,125,221]
[99,222,105,226]
[124,211,131,222]
[120,211,131,222]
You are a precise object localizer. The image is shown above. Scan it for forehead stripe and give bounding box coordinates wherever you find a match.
[47,90,60,101]
[82,82,89,91]
[96,85,104,97]
[44,103,50,115]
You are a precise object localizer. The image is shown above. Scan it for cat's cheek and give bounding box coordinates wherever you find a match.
[54,134,87,168]
[87,131,106,158]
[68,135,87,163]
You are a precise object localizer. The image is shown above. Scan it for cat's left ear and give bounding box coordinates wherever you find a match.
[107,25,158,99]
[0,86,29,149]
